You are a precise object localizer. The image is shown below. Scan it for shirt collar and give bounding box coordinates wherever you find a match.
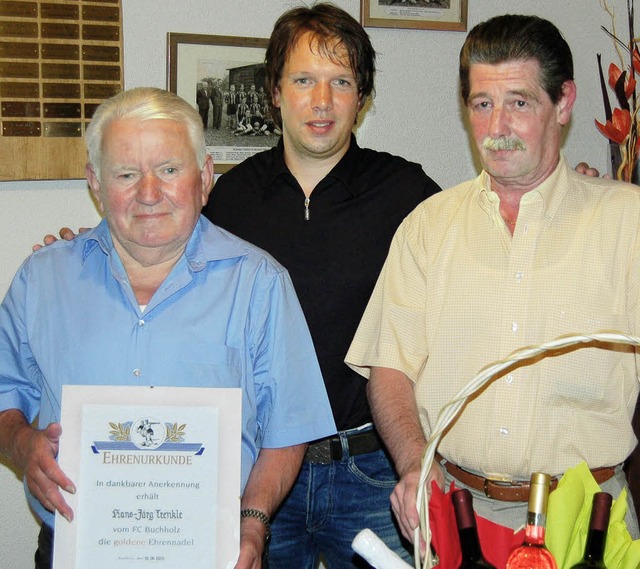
[327,134,363,196]
[269,137,290,182]
[477,154,570,223]
[82,216,250,272]
[81,218,112,260]
[267,134,363,197]
[523,153,570,223]
[183,217,252,270]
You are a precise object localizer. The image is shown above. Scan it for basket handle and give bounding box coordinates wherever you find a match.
[414,330,640,569]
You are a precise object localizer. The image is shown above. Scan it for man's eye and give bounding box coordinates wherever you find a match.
[164,167,177,175]
[472,101,491,111]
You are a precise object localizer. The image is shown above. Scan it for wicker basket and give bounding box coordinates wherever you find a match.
[414,330,640,569]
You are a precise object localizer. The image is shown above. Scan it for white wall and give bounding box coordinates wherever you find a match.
[0,1,629,566]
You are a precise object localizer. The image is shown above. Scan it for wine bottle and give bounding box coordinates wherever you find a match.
[452,488,497,569]
[569,492,612,569]
[352,529,413,569]
[505,472,558,569]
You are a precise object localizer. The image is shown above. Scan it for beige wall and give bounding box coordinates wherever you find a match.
[0,0,627,566]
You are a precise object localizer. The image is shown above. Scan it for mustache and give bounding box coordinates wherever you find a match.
[482,136,527,151]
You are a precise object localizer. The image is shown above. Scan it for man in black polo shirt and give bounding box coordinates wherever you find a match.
[40,4,440,567]
[204,4,440,567]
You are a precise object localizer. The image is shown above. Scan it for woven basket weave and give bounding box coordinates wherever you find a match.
[414,331,640,569]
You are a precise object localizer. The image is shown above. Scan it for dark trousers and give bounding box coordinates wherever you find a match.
[35,524,53,569]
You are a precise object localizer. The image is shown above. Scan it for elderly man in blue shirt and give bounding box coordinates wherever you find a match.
[0,87,336,569]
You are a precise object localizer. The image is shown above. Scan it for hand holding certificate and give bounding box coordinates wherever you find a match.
[54,385,241,569]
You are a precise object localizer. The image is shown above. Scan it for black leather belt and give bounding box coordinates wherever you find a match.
[304,428,383,464]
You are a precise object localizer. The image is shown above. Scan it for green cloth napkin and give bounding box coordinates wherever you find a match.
[545,461,640,569]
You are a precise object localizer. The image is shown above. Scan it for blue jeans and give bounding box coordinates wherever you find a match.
[268,433,413,569]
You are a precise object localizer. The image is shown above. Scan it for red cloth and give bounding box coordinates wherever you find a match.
[429,482,525,569]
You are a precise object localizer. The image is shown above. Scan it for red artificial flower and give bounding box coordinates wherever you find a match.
[609,62,636,101]
[595,107,632,144]
[633,46,640,75]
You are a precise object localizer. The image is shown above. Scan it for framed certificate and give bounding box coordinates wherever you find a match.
[53,385,241,569]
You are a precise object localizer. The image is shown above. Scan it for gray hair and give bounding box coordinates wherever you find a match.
[85,87,207,179]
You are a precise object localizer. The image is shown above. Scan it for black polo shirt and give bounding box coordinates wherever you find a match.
[203,135,441,430]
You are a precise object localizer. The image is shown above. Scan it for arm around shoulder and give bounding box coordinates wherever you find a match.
[31,227,90,252]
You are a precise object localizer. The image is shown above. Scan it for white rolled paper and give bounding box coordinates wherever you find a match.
[352,528,414,569]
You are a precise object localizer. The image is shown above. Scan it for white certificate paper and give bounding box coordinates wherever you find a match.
[53,385,241,569]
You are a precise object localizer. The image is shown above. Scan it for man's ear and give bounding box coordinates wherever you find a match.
[200,154,214,206]
[272,86,281,109]
[86,164,105,214]
[557,80,576,126]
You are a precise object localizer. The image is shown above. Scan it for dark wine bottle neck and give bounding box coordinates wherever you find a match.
[459,527,483,560]
[583,529,606,562]
[458,528,496,568]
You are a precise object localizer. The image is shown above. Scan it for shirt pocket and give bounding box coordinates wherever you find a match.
[541,306,630,410]
[156,343,244,388]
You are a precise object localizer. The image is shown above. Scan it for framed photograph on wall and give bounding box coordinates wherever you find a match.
[361,0,468,31]
[167,33,280,174]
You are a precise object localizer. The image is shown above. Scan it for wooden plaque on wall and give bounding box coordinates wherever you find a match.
[0,0,123,180]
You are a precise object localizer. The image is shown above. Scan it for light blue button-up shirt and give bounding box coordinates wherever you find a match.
[0,216,336,528]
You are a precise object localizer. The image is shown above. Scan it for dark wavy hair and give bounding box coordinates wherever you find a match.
[265,3,376,127]
[459,14,573,104]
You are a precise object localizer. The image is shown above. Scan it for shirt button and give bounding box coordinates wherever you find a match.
[515,271,523,283]
[511,322,518,332]
[133,369,141,377]
[138,319,145,327]
[499,427,509,437]
[505,375,514,384]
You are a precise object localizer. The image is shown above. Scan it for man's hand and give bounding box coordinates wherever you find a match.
[32,227,88,252]
[234,517,265,569]
[390,462,444,556]
[3,414,76,522]
[575,162,611,179]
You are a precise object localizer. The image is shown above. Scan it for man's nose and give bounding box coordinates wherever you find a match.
[137,172,163,204]
[488,106,509,139]
[311,81,333,112]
